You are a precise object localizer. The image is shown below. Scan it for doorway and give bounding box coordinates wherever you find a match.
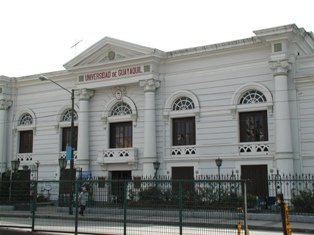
[241,165,268,197]
[111,171,131,203]
[172,166,194,192]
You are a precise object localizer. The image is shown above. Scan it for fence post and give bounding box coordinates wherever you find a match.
[74,180,78,235]
[243,180,249,235]
[31,180,37,231]
[124,180,127,235]
[179,180,183,235]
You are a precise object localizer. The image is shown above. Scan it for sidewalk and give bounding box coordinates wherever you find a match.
[248,218,314,234]
[247,213,314,234]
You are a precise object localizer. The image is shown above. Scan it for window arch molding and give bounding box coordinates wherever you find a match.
[163,90,200,121]
[230,83,273,118]
[14,108,36,133]
[55,105,79,131]
[101,96,137,129]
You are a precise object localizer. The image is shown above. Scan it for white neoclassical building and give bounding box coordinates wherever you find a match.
[1,24,314,196]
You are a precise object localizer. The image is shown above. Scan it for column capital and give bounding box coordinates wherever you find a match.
[77,88,94,101]
[139,79,160,92]
[269,59,291,76]
[0,99,12,110]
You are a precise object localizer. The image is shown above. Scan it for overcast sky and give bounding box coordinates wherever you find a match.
[1,0,314,77]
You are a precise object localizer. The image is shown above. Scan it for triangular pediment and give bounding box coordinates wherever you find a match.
[64,37,160,69]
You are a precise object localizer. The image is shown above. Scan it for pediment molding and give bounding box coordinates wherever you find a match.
[64,37,162,70]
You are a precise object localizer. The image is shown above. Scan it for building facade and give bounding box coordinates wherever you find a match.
[1,24,314,196]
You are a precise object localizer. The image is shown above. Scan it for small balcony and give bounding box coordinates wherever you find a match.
[59,151,78,159]
[97,148,138,165]
[171,145,196,156]
[16,153,33,162]
[239,142,270,154]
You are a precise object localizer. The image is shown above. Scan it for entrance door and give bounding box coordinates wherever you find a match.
[111,171,131,203]
[241,165,268,197]
[172,167,194,192]
[172,167,194,180]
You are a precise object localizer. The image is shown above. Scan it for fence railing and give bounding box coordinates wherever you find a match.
[0,179,248,235]
[268,172,314,213]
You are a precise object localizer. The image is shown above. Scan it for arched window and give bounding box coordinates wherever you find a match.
[19,113,33,126]
[238,89,268,143]
[102,97,137,149]
[17,113,34,154]
[60,109,78,151]
[61,109,78,122]
[171,96,196,147]
[109,103,133,148]
[230,83,273,153]
[172,97,195,111]
[164,91,199,154]
[110,102,132,116]
[239,89,267,104]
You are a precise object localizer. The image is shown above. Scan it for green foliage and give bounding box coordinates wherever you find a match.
[128,185,251,209]
[138,187,165,206]
[246,194,258,208]
[291,189,314,213]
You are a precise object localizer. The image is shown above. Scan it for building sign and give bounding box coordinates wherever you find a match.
[78,65,151,82]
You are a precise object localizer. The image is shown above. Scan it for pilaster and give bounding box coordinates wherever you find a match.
[139,79,160,177]
[269,58,294,173]
[0,99,12,173]
[77,89,94,171]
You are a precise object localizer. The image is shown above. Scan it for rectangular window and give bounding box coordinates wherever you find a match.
[172,117,196,146]
[19,130,33,153]
[239,111,268,142]
[61,127,78,151]
[110,122,132,148]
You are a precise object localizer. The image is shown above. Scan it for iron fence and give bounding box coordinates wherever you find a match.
[0,178,248,235]
[268,172,314,213]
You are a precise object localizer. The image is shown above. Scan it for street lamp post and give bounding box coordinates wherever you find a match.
[58,157,67,207]
[153,161,160,179]
[35,161,40,182]
[39,75,75,215]
[153,161,160,187]
[215,157,223,201]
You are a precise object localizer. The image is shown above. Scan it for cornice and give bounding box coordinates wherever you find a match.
[166,37,261,58]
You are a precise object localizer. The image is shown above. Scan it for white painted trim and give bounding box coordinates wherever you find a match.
[230,82,273,118]
[163,90,200,120]
[101,96,137,128]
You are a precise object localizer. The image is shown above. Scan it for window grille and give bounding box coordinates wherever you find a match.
[18,113,33,126]
[239,90,266,104]
[110,103,132,116]
[62,109,78,122]
[172,97,195,111]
